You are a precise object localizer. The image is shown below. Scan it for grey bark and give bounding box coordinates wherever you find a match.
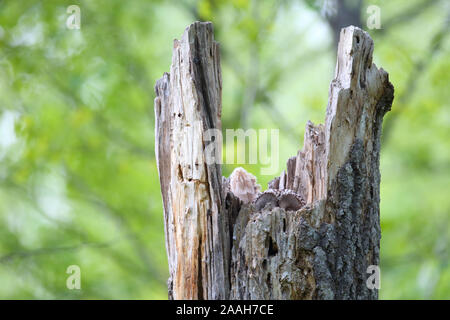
[154,22,394,300]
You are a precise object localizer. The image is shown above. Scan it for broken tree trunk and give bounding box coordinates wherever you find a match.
[154,22,394,300]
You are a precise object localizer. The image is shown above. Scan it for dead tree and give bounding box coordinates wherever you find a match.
[154,22,394,300]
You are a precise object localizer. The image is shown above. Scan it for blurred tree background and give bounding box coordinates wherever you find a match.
[0,0,449,299]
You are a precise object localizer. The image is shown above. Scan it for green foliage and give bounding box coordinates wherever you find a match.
[0,0,448,299]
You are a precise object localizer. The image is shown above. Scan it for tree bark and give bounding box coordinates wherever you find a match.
[154,22,229,300]
[154,22,394,300]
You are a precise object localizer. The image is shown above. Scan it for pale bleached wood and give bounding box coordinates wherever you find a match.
[155,23,394,300]
[154,22,229,300]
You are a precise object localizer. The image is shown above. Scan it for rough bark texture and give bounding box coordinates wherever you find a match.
[155,22,394,300]
[154,22,230,300]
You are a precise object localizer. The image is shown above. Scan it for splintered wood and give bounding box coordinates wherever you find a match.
[268,121,326,205]
[155,22,229,299]
[155,23,394,300]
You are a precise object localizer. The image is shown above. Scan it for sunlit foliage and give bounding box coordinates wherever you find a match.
[0,0,448,299]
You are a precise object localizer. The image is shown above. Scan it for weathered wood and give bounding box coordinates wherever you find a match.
[155,23,394,300]
[230,26,393,300]
[154,22,230,299]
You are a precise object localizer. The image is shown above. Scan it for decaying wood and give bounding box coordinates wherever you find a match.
[154,22,229,299]
[155,22,394,300]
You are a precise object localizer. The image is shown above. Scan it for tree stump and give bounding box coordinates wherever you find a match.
[154,22,394,300]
